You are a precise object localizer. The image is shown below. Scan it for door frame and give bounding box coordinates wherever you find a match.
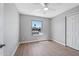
[65,16,67,46]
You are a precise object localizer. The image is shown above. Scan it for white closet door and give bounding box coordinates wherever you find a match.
[74,14,79,50]
[67,15,73,48]
[67,13,79,50]
[72,15,76,49]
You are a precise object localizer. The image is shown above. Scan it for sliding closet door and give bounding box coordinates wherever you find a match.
[74,14,79,50]
[67,15,73,48]
[67,13,79,50]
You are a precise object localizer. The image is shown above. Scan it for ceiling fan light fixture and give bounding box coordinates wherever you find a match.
[43,7,48,11]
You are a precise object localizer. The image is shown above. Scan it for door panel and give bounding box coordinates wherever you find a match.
[0,3,4,56]
[74,14,79,50]
[72,15,76,49]
[67,16,73,48]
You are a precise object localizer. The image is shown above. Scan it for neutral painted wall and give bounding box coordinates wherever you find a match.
[51,16,65,45]
[51,5,79,45]
[3,4,19,56]
[0,3,4,56]
[19,14,51,42]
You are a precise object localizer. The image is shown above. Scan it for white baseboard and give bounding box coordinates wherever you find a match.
[11,43,19,56]
[19,39,49,44]
[51,39,65,46]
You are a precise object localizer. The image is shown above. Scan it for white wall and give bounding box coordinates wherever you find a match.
[19,14,51,42]
[3,3,19,56]
[51,16,65,45]
[51,5,79,45]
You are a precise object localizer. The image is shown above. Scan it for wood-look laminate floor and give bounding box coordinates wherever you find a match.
[15,41,79,56]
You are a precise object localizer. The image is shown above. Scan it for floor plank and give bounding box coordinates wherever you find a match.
[15,41,79,56]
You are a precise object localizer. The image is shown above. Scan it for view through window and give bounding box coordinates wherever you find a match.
[32,20,42,35]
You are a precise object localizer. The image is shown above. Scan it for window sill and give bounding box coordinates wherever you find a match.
[32,33,43,36]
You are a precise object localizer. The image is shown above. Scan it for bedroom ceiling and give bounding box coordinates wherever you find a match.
[15,3,79,18]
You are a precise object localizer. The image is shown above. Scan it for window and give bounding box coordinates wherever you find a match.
[32,20,42,35]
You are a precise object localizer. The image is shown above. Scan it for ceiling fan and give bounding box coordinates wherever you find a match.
[40,3,49,11]
[33,3,56,14]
